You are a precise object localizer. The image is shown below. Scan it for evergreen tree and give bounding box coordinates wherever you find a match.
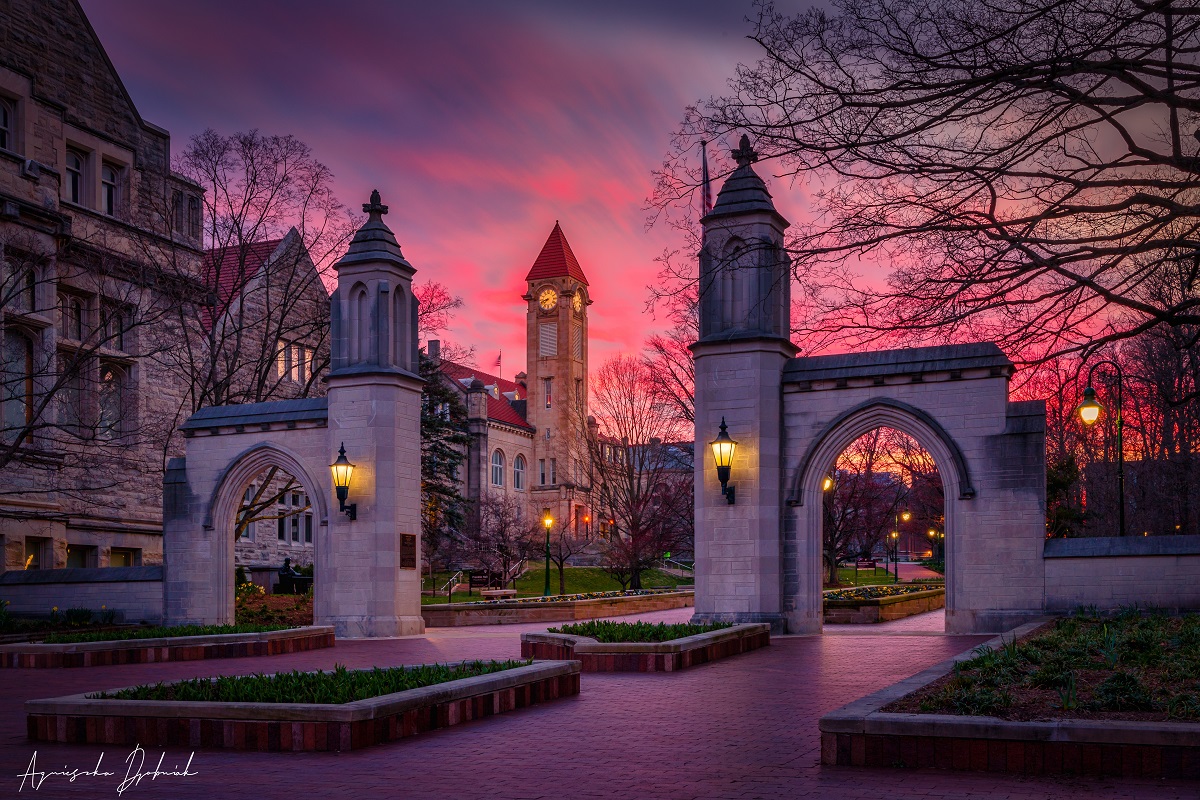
[419,353,470,571]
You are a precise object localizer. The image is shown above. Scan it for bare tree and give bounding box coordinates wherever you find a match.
[545,509,592,595]
[654,0,1200,364]
[463,494,540,589]
[588,355,694,590]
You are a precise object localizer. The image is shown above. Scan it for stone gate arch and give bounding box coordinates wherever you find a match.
[690,135,1046,635]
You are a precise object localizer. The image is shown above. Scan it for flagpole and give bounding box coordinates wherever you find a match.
[701,139,712,216]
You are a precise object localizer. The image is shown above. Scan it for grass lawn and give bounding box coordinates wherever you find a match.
[422,566,691,604]
[889,609,1200,722]
[832,566,898,587]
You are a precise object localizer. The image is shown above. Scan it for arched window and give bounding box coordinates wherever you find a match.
[57,293,83,341]
[0,98,12,151]
[66,150,84,205]
[491,449,506,487]
[513,455,526,491]
[392,286,407,369]
[98,363,124,437]
[1,329,32,440]
[101,163,119,216]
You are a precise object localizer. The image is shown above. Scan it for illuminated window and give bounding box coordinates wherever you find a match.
[98,363,124,437]
[544,378,552,409]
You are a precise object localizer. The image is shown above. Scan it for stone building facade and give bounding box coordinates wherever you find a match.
[0,0,206,573]
[0,0,330,578]
[429,222,593,535]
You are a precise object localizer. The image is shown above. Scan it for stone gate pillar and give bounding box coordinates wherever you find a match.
[691,136,798,633]
[318,191,425,637]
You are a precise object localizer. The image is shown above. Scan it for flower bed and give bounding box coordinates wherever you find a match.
[820,614,1200,778]
[422,589,693,627]
[549,620,730,643]
[27,659,580,751]
[522,622,768,672]
[0,625,332,668]
[43,623,292,645]
[823,585,945,624]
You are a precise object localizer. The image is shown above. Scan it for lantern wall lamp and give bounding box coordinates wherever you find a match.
[709,417,738,505]
[330,442,357,521]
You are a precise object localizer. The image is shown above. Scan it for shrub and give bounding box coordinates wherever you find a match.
[1090,671,1157,712]
[549,620,731,643]
[236,582,265,600]
[43,623,291,644]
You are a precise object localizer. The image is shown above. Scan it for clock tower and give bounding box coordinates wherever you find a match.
[523,222,590,528]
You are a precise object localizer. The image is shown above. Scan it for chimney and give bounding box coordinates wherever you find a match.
[428,339,441,363]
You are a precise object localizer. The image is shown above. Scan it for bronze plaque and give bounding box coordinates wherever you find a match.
[400,533,417,570]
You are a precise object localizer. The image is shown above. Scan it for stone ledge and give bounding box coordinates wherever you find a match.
[1044,535,1200,558]
[26,660,581,751]
[0,626,334,668]
[520,624,769,672]
[817,620,1200,777]
[0,566,163,584]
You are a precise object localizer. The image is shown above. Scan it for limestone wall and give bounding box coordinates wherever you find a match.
[1043,536,1200,612]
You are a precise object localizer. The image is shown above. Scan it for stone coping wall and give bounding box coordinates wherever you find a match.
[26,660,580,752]
[422,590,693,627]
[0,626,334,668]
[823,588,946,624]
[520,623,769,672]
[819,621,1200,779]
[1043,537,1200,613]
[0,566,163,624]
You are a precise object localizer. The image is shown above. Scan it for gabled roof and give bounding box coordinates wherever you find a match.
[438,361,534,432]
[524,222,589,286]
[200,237,284,331]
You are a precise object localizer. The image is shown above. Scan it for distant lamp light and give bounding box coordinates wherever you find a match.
[330,442,357,521]
[901,510,912,522]
[1077,386,1103,425]
[890,530,899,541]
[928,528,937,537]
[822,476,834,492]
[709,417,737,505]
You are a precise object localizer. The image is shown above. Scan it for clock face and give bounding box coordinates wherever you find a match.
[538,288,558,310]
[572,291,583,312]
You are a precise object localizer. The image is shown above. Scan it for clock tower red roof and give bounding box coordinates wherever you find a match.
[524,221,589,286]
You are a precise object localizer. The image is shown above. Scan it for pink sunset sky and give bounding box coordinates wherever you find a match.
[81,0,789,378]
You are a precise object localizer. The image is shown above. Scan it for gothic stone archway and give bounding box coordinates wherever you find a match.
[693,343,1047,635]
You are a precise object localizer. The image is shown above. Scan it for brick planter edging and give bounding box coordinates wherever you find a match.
[520,623,769,672]
[26,660,581,752]
[819,620,1200,779]
[823,589,946,624]
[423,591,694,627]
[0,626,335,668]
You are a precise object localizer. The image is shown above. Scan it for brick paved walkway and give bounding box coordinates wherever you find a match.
[4,608,1191,799]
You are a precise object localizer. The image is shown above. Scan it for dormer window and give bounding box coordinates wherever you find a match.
[0,98,12,151]
[101,163,119,216]
[66,150,85,204]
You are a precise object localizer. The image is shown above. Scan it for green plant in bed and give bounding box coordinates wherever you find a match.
[548,620,731,643]
[42,623,293,644]
[88,660,531,704]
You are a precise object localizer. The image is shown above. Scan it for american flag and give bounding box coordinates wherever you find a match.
[493,351,501,375]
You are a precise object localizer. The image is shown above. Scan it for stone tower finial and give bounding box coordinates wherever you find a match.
[363,189,388,217]
[732,134,758,167]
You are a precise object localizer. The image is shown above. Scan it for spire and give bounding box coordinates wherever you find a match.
[706,134,787,225]
[524,221,589,285]
[335,189,412,271]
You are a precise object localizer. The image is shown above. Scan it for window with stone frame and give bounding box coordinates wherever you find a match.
[1,328,33,441]
[277,339,313,383]
[65,149,86,205]
[7,265,35,313]
[100,300,130,352]
[57,291,85,341]
[187,195,201,239]
[0,97,13,152]
[97,361,125,438]
[55,351,83,430]
[109,547,141,567]
[513,454,526,491]
[491,449,506,487]
[101,162,121,217]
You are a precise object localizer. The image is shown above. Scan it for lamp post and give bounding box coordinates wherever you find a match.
[889,530,900,583]
[709,417,737,504]
[1076,360,1125,536]
[330,443,357,521]
[542,509,553,597]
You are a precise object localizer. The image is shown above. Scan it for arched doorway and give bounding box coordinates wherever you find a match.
[788,399,970,632]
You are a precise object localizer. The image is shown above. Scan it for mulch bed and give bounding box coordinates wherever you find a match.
[237,595,314,628]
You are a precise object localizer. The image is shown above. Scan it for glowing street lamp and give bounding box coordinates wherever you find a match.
[1076,360,1125,536]
[889,530,900,582]
[542,509,554,597]
[823,475,834,492]
[330,443,357,521]
[709,417,738,505]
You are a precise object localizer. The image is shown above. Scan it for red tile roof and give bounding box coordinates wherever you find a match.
[523,222,589,286]
[201,238,284,330]
[439,361,534,431]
